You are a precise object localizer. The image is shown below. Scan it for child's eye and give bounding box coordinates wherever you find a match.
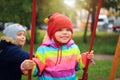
[57,28,71,32]
[66,28,71,31]
[58,29,62,31]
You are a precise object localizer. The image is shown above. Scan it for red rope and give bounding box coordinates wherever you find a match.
[28,0,36,80]
[81,0,102,80]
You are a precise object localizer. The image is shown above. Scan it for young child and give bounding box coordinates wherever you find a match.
[0,23,30,80]
[21,13,94,80]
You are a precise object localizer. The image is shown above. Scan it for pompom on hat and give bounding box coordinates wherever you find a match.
[3,23,26,41]
[46,13,73,39]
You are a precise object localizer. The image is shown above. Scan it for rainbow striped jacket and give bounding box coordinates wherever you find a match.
[32,39,86,80]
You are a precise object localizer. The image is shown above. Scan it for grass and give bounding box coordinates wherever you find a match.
[77,60,120,80]
[73,31,120,54]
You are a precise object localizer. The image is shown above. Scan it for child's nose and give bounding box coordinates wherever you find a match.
[22,35,25,39]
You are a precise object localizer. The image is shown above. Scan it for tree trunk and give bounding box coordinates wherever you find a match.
[91,5,96,36]
[83,12,91,43]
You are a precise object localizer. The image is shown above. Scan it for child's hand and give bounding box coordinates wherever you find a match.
[22,59,35,70]
[86,50,94,59]
[81,50,95,66]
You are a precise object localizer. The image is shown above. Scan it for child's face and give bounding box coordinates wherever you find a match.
[16,30,26,46]
[54,28,72,44]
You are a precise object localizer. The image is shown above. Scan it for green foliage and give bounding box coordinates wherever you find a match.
[0,0,120,26]
[73,31,119,55]
[22,75,37,80]
[0,31,4,36]
[0,0,32,25]
[76,0,98,10]
[36,0,76,24]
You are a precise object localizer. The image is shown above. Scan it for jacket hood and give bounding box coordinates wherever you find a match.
[0,36,17,45]
[41,32,74,48]
[42,36,75,48]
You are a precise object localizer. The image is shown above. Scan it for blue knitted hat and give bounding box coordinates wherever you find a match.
[3,23,26,41]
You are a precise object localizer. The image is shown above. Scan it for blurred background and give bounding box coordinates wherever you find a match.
[0,0,120,32]
[0,0,120,80]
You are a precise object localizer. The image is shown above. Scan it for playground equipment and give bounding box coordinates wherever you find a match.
[28,0,36,80]
[29,0,102,80]
[109,36,120,80]
[79,0,102,80]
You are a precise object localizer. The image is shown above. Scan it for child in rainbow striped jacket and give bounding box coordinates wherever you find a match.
[21,13,94,80]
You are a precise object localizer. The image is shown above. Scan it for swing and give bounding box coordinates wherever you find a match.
[79,0,102,80]
[28,0,36,80]
[28,0,102,80]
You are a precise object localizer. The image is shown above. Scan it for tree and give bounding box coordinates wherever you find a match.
[36,0,76,25]
[75,0,120,43]
[0,0,32,26]
[75,0,98,43]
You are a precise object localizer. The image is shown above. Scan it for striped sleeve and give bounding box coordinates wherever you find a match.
[75,45,85,71]
[32,46,46,76]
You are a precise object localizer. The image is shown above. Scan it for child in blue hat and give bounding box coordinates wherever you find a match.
[0,23,30,80]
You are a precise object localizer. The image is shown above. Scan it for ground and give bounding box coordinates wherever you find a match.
[95,54,120,80]
[95,54,114,60]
